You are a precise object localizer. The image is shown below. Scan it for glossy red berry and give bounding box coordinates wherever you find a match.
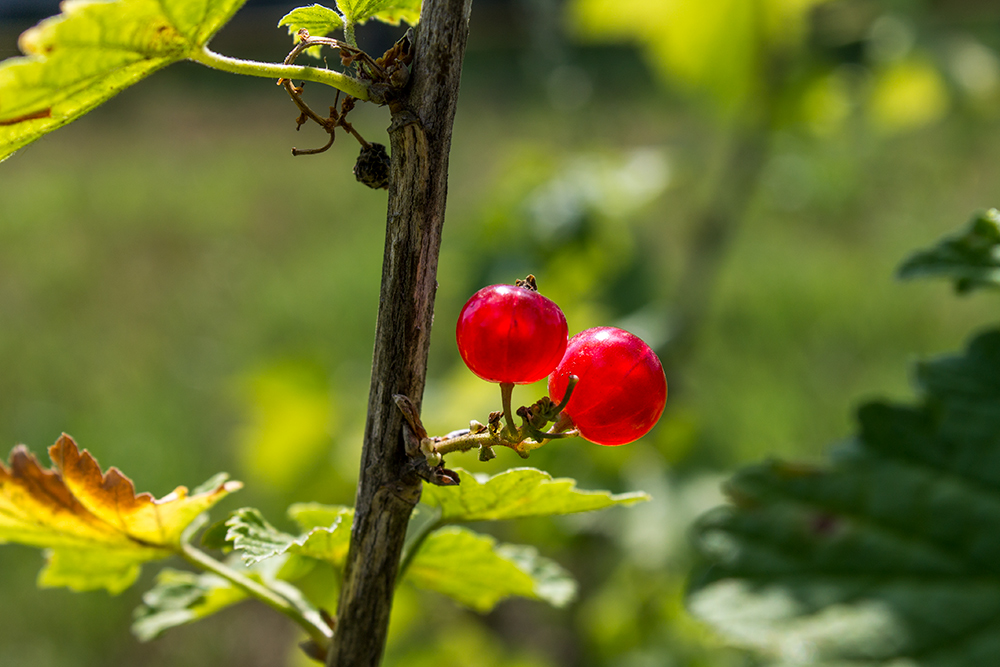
[548,327,666,446]
[456,283,568,385]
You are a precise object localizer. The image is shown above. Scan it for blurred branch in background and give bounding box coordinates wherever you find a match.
[567,0,824,381]
[568,0,1000,385]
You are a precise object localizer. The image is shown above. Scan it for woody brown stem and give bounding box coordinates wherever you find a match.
[325,0,474,665]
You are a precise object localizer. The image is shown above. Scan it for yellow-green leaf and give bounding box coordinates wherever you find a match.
[336,0,421,26]
[420,467,649,522]
[0,0,248,161]
[288,503,354,566]
[278,4,344,38]
[221,504,353,567]
[373,0,421,25]
[278,4,343,58]
[404,526,576,612]
[0,434,240,593]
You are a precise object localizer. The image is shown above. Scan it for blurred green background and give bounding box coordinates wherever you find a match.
[2,0,1000,665]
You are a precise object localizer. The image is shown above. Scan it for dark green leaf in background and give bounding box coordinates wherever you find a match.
[688,328,1000,665]
[898,209,1000,293]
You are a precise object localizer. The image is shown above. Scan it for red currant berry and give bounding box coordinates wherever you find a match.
[548,327,666,446]
[456,283,568,385]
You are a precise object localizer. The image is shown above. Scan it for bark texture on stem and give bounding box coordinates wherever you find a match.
[326,1,473,665]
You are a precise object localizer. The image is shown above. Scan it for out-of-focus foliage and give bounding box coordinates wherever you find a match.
[236,364,335,493]
[899,208,1000,292]
[569,0,831,115]
[867,56,950,131]
[689,218,1000,663]
[568,0,999,134]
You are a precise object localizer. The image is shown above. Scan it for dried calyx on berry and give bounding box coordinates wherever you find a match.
[514,274,538,291]
[354,143,390,189]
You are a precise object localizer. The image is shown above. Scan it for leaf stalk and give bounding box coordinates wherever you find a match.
[178,541,333,652]
[190,47,370,101]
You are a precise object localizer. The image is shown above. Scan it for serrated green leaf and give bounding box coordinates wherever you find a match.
[420,467,649,522]
[287,503,354,567]
[336,0,421,25]
[279,4,344,37]
[898,209,1000,293]
[131,554,325,641]
[404,526,577,612]
[224,505,353,567]
[688,328,1000,665]
[0,0,248,161]
[224,508,297,565]
[132,568,247,641]
[278,4,343,58]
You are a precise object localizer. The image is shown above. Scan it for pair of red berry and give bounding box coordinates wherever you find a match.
[456,279,667,446]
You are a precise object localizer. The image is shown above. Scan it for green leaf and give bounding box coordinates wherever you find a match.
[420,467,649,522]
[0,435,239,593]
[372,0,421,25]
[223,505,353,567]
[41,548,152,595]
[131,554,324,640]
[0,0,248,161]
[277,4,343,58]
[898,209,1000,293]
[223,508,298,565]
[404,526,577,612]
[336,0,421,25]
[688,328,1000,665]
[278,4,344,38]
[132,568,248,641]
[495,544,578,608]
[288,502,354,531]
